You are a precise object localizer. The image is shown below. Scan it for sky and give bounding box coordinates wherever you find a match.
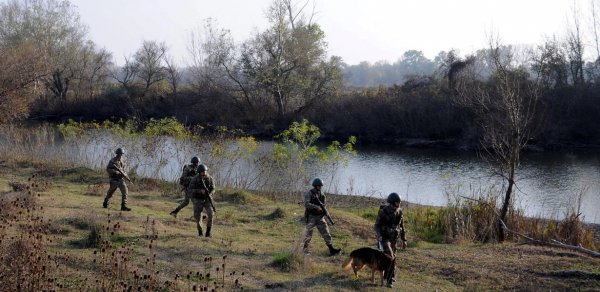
[65,0,579,66]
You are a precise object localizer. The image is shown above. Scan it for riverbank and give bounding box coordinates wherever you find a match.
[1,160,599,290]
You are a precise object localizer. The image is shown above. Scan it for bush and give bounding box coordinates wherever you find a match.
[272,251,302,272]
[265,207,286,220]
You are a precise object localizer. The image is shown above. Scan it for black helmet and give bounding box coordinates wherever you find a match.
[311,178,324,187]
[191,156,200,164]
[115,148,125,154]
[387,192,401,204]
[197,164,207,172]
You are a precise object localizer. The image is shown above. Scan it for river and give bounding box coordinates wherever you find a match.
[66,135,600,224]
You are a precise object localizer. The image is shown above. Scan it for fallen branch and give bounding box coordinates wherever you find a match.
[456,195,600,257]
[499,218,600,258]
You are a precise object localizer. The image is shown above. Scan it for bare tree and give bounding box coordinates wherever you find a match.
[133,40,167,93]
[163,54,181,98]
[532,37,569,89]
[112,55,138,91]
[566,0,585,87]
[591,0,600,60]
[202,0,342,119]
[453,37,541,242]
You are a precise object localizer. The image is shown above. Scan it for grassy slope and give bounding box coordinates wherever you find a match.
[1,162,599,291]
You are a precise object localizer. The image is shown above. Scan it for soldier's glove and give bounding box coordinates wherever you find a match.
[315,207,323,215]
[401,240,407,250]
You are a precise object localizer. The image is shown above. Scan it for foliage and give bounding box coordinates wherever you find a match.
[405,207,447,243]
[272,251,302,272]
[143,117,189,138]
[271,119,356,193]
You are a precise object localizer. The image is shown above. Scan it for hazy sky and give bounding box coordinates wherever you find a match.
[66,0,578,65]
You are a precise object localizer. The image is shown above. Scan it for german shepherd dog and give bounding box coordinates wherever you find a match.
[342,247,395,286]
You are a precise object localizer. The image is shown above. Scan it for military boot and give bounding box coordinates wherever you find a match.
[303,243,310,255]
[169,209,178,218]
[197,226,203,237]
[121,205,131,211]
[327,244,341,255]
[205,227,211,238]
[102,200,108,208]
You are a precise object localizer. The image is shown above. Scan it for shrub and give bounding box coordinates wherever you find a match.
[272,251,302,272]
[265,207,286,220]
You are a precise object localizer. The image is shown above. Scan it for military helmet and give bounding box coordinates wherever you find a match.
[311,178,324,187]
[197,164,208,172]
[191,156,200,164]
[115,147,125,155]
[387,192,401,204]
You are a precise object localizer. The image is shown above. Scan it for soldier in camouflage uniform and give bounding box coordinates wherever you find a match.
[103,148,131,211]
[170,156,200,217]
[303,178,341,255]
[187,164,215,237]
[374,192,407,288]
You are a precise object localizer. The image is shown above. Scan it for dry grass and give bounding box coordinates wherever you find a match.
[0,160,599,291]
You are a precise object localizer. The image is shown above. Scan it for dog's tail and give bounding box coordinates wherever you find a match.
[342,256,353,270]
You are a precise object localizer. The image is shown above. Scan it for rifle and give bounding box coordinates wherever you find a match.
[200,176,216,212]
[112,166,133,184]
[314,195,334,225]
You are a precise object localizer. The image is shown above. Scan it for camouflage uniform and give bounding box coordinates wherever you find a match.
[303,187,340,255]
[374,204,406,258]
[103,156,129,210]
[188,173,215,237]
[170,164,198,216]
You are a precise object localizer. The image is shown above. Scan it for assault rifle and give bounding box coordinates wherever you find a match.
[200,177,216,212]
[112,166,133,184]
[314,195,334,225]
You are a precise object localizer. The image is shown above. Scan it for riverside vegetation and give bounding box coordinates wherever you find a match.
[1,119,599,291]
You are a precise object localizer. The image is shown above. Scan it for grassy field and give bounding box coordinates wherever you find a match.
[1,160,599,291]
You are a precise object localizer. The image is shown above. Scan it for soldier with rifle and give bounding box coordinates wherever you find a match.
[374,192,408,288]
[302,178,341,255]
[103,147,132,211]
[188,164,216,237]
[170,156,200,218]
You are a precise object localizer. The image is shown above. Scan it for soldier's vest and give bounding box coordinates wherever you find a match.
[379,205,402,239]
[190,176,211,200]
[106,158,125,180]
[307,189,326,216]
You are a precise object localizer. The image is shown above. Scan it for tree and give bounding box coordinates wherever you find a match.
[205,0,342,119]
[163,53,181,97]
[565,1,585,87]
[0,42,48,123]
[452,37,541,242]
[133,40,167,93]
[531,37,569,89]
[0,0,113,106]
[0,0,89,100]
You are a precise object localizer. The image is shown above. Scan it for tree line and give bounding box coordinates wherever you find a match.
[1,0,600,149]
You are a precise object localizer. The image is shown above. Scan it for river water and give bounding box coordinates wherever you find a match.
[335,145,600,224]
[67,136,600,224]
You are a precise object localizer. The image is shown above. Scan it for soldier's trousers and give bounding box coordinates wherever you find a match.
[191,198,214,229]
[381,237,398,258]
[172,188,190,212]
[105,178,128,206]
[303,214,332,246]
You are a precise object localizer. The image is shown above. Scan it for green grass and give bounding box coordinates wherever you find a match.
[1,161,599,291]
